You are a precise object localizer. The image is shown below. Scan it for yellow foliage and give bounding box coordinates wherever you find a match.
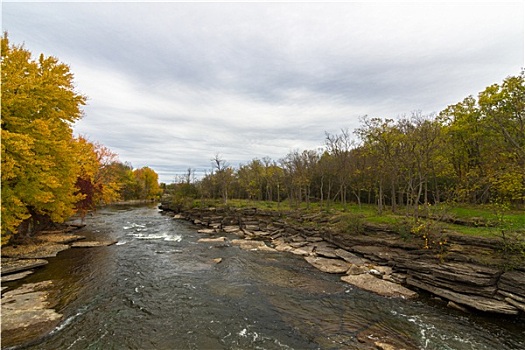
[1,33,86,243]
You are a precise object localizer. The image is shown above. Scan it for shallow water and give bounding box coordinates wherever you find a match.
[6,204,524,349]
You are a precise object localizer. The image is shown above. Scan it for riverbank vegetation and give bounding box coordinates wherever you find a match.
[164,70,524,248]
[1,34,161,245]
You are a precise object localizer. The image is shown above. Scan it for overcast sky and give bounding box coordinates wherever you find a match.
[3,1,524,183]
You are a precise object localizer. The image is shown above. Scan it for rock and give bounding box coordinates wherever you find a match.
[306,236,324,243]
[212,258,223,264]
[374,342,397,350]
[1,270,35,282]
[198,237,227,243]
[504,298,525,312]
[36,233,85,244]
[1,281,62,348]
[2,244,70,259]
[341,274,418,298]
[289,242,308,248]
[1,258,48,275]
[304,256,351,274]
[447,301,470,313]
[346,264,371,275]
[398,259,502,298]
[313,242,339,258]
[498,290,525,303]
[290,247,312,256]
[71,240,117,247]
[231,239,276,252]
[274,243,294,252]
[173,214,184,219]
[197,229,216,234]
[334,249,370,265]
[407,277,519,315]
[222,225,242,234]
[498,270,525,298]
[351,245,400,262]
[374,266,393,276]
[369,269,383,277]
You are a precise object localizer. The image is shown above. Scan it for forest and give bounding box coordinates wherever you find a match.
[1,34,162,244]
[167,71,525,217]
[2,31,524,245]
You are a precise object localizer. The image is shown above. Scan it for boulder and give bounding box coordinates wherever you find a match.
[304,256,351,274]
[342,274,418,299]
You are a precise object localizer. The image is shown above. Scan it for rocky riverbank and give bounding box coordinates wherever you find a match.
[160,204,525,317]
[1,227,118,348]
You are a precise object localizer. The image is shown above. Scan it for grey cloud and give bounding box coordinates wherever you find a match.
[3,2,523,183]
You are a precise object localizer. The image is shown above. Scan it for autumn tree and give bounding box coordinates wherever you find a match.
[133,166,162,200]
[478,72,525,203]
[1,33,86,243]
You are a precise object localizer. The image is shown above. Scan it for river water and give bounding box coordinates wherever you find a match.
[7,204,524,350]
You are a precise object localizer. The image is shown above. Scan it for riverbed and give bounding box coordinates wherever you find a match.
[3,204,524,349]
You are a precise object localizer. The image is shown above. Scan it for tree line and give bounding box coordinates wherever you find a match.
[1,34,161,244]
[167,71,525,214]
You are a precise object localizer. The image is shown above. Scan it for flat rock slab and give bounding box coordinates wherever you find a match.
[335,249,370,265]
[1,258,48,275]
[231,239,277,252]
[2,244,70,259]
[407,277,519,315]
[197,229,216,234]
[1,281,62,348]
[222,226,242,234]
[198,237,227,243]
[1,270,35,282]
[305,256,351,274]
[342,274,418,299]
[36,233,85,244]
[71,240,118,247]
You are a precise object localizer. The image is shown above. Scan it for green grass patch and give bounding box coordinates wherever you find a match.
[191,199,524,239]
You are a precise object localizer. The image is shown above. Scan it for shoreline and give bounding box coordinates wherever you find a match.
[160,204,525,318]
[1,224,117,349]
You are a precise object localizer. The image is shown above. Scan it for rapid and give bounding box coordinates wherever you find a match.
[7,204,524,350]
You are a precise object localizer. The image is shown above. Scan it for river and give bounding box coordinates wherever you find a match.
[6,204,524,349]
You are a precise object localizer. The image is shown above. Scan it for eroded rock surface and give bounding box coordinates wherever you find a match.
[1,281,62,348]
[161,205,525,316]
[342,274,418,298]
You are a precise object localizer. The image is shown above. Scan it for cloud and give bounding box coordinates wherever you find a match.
[3,1,524,183]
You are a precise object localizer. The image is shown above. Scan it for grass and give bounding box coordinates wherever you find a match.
[191,198,524,238]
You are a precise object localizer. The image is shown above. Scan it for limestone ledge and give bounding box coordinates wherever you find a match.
[168,205,525,316]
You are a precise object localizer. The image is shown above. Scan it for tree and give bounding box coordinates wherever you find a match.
[325,128,354,210]
[133,167,162,200]
[478,72,525,203]
[1,33,86,243]
[72,136,100,222]
[211,154,233,204]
